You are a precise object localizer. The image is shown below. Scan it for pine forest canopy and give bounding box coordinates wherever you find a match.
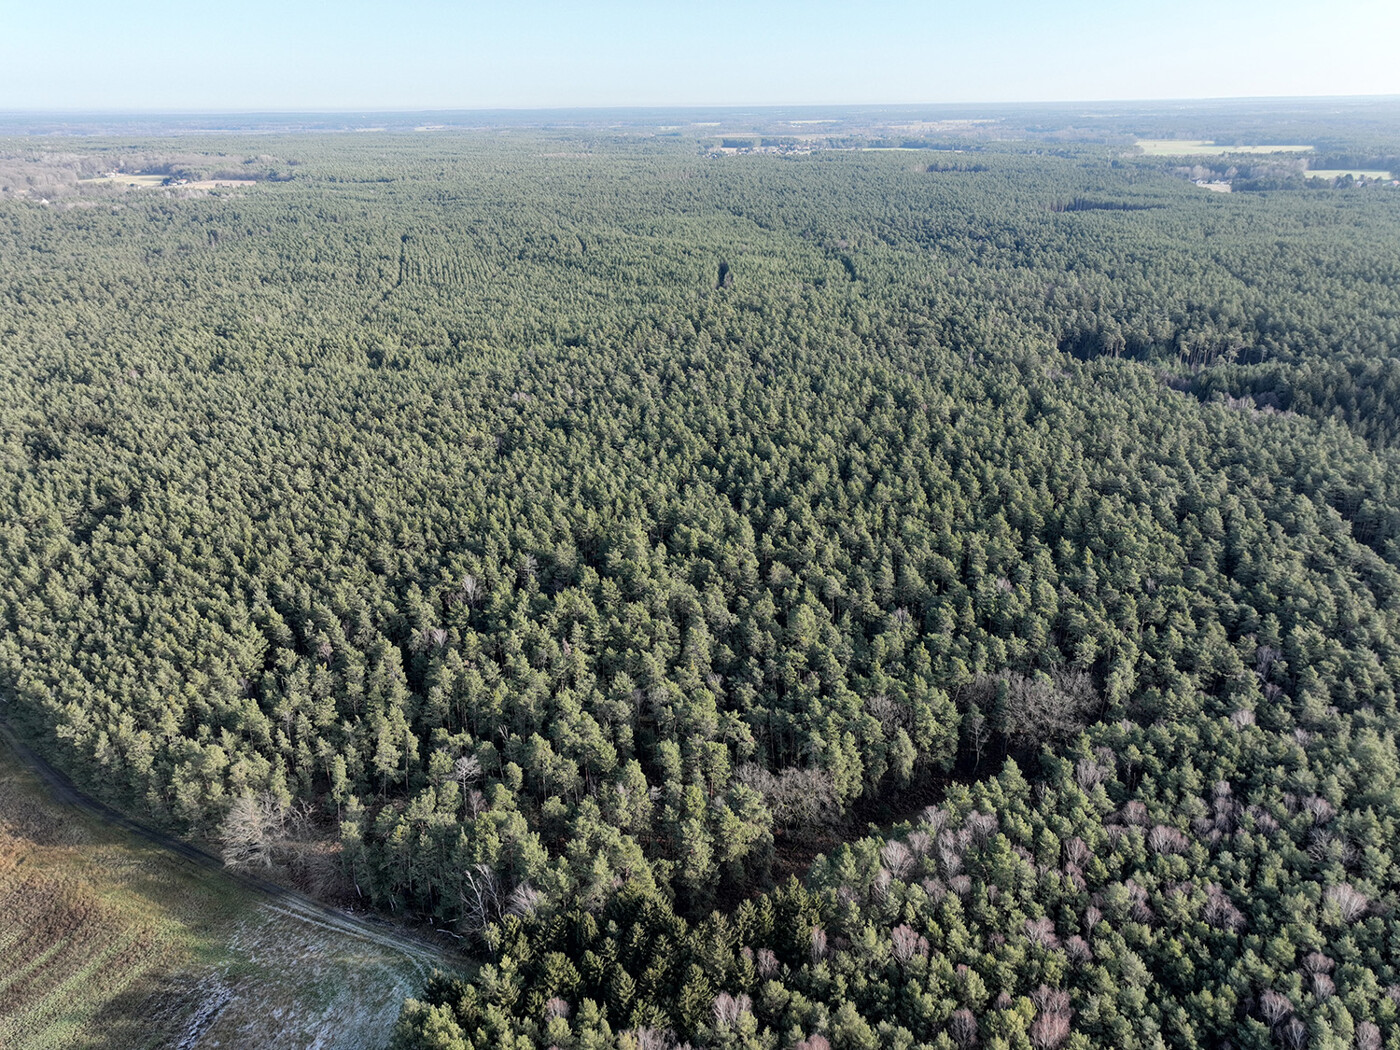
[2,102,1400,1049]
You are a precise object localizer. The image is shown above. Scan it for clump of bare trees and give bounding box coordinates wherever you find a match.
[458,862,540,938]
[960,668,1102,757]
[735,763,840,830]
[1030,985,1073,1049]
[219,792,347,896]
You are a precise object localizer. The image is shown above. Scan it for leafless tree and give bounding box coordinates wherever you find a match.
[625,1027,684,1050]
[1280,1018,1308,1050]
[891,924,929,963]
[1029,986,1073,1049]
[1118,800,1148,825]
[1148,825,1189,855]
[220,792,288,868]
[508,881,542,918]
[458,862,507,937]
[921,806,950,833]
[712,992,752,1028]
[1304,796,1336,824]
[948,1008,979,1048]
[1076,757,1110,790]
[1258,990,1294,1026]
[1299,952,1332,974]
[1230,707,1257,730]
[1247,805,1280,836]
[921,877,947,901]
[545,997,571,1019]
[735,764,840,830]
[938,828,967,877]
[1126,880,1155,925]
[1309,972,1335,1001]
[1025,917,1060,949]
[1324,883,1370,923]
[756,948,779,978]
[882,840,915,880]
[967,811,999,844]
[1064,836,1091,869]
[1204,884,1245,931]
[999,669,1099,749]
[871,867,893,900]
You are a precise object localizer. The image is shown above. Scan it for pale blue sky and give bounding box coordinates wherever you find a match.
[4,0,1396,111]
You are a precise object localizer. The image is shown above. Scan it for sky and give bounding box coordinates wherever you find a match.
[4,0,1397,111]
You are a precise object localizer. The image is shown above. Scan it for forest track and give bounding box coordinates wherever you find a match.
[0,713,463,974]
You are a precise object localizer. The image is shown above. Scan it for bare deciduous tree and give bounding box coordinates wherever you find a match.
[1258,990,1294,1026]
[891,923,929,963]
[458,862,507,936]
[881,840,914,880]
[1029,985,1073,1049]
[712,992,751,1028]
[220,792,288,868]
[735,763,839,831]
[1324,883,1369,923]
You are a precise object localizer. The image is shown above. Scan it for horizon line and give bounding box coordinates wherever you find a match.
[3,93,1399,118]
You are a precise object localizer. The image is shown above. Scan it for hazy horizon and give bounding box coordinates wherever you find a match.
[5,0,1396,112]
[4,94,1400,118]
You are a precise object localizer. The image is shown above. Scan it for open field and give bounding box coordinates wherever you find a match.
[0,738,466,1050]
[1307,168,1393,180]
[77,173,168,187]
[76,175,258,191]
[1135,139,1313,155]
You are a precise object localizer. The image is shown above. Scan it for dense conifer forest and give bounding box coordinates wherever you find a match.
[3,107,1400,1048]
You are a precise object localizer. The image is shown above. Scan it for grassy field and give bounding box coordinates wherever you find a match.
[1135,139,1313,156]
[0,743,465,1050]
[77,174,168,187]
[76,175,258,190]
[1307,169,1393,180]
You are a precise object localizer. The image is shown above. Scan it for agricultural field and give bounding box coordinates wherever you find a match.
[1135,138,1314,155]
[1307,168,1393,179]
[0,740,463,1050]
[76,173,169,188]
[75,175,258,191]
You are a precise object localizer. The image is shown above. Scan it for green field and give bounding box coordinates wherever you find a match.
[0,744,463,1050]
[1135,138,1313,155]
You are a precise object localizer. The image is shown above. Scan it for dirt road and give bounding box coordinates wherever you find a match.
[0,715,462,972]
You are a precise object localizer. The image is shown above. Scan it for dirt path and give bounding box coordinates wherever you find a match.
[0,716,461,974]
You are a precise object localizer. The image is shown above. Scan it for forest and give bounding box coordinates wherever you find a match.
[2,106,1400,1049]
